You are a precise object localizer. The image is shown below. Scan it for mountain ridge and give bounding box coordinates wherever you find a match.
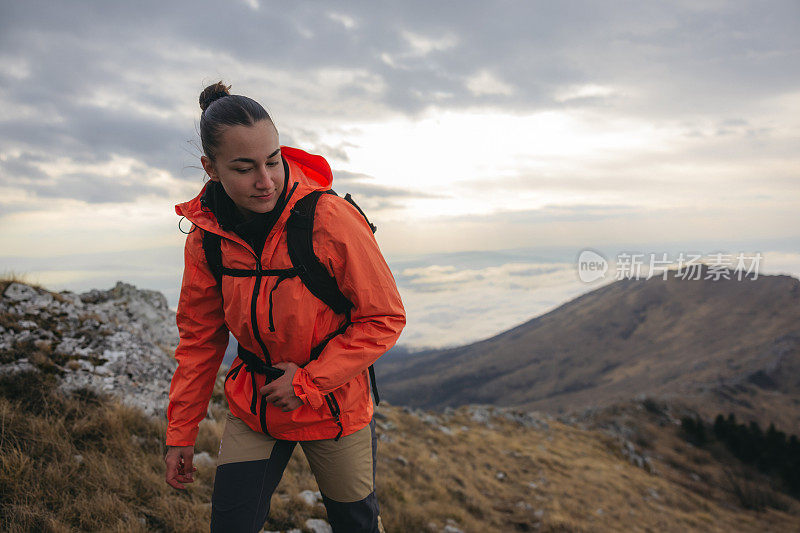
[377,267,800,430]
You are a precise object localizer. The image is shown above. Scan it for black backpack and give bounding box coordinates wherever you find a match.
[201,189,379,439]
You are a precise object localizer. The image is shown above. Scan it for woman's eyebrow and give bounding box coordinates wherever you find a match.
[228,148,280,164]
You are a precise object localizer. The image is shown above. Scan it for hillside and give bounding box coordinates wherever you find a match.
[2,278,799,531]
[3,367,799,532]
[377,266,800,430]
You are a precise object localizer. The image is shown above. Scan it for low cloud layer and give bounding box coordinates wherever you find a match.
[3,245,798,349]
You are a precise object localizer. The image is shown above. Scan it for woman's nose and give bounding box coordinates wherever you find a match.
[254,165,270,188]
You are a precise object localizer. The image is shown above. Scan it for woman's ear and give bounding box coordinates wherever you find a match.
[201,155,219,182]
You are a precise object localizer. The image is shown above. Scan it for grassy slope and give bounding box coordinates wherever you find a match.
[1,368,798,533]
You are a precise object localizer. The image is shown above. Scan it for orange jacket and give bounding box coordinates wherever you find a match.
[166,146,406,446]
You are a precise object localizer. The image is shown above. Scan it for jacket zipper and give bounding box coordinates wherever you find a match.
[242,182,299,435]
[248,181,299,358]
[324,391,344,441]
[250,261,271,363]
[198,181,307,436]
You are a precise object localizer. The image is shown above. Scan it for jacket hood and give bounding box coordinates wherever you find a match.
[175,145,333,238]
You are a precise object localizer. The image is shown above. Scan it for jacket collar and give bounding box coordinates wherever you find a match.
[175,145,333,245]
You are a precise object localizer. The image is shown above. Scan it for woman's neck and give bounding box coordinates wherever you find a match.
[234,205,260,222]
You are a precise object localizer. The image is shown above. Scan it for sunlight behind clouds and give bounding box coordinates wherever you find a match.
[320,107,678,218]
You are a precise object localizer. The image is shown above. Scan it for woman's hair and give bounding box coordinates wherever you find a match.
[198,81,275,161]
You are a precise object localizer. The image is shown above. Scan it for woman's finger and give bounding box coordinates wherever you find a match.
[166,468,186,490]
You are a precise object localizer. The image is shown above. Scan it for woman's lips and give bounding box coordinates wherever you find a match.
[252,193,273,199]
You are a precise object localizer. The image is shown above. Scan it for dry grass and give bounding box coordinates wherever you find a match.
[1,369,798,532]
[372,405,800,533]
[0,272,44,295]
[0,370,213,532]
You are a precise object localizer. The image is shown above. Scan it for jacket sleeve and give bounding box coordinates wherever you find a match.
[166,227,229,446]
[291,196,406,408]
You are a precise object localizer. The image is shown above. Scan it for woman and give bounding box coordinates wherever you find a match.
[164,81,405,533]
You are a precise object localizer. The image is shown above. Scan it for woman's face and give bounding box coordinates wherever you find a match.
[201,120,285,219]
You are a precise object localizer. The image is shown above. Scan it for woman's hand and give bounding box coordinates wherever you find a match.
[260,362,304,412]
[164,445,197,490]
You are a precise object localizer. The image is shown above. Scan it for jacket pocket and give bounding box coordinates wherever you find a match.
[225,361,245,383]
[323,390,344,440]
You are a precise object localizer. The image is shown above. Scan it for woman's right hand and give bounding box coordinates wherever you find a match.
[165,445,197,490]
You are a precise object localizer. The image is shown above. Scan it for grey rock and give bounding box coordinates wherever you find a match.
[1,281,179,418]
[619,439,656,474]
[646,487,661,500]
[298,489,322,506]
[469,405,492,424]
[4,282,40,302]
[305,518,332,533]
[443,519,464,533]
[376,420,395,432]
[500,409,550,430]
[0,358,36,374]
[420,413,441,425]
[193,452,215,468]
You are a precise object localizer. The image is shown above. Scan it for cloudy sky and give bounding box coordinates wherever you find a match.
[1,1,798,349]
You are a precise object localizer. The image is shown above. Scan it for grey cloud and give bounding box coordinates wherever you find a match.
[0,152,49,181]
[441,204,644,226]
[28,172,170,203]
[0,202,36,217]
[6,1,798,117]
[333,170,442,200]
[1,0,798,206]
[329,170,443,213]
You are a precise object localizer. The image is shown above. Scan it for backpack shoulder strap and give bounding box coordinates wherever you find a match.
[343,193,377,234]
[288,189,381,406]
[202,229,223,287]
[287,189,353,315]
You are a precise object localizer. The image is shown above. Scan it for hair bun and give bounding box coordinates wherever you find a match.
[199,81,232,112]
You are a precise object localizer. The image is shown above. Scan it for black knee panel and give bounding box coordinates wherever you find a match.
[321,491,380,533]
[211,440,296,533]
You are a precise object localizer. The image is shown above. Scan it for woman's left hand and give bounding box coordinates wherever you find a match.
[260,362,304,412]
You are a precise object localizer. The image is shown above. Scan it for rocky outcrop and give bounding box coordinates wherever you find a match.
[0,281,178,417]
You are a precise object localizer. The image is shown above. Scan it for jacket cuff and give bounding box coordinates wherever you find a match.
[292,367,325,410]
[165,425,198,447]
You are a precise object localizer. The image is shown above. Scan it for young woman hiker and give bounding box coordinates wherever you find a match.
[164,81,405,533]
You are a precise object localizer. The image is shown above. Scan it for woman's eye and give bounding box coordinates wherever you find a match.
[235,168,251,173]
[267,161,280,167]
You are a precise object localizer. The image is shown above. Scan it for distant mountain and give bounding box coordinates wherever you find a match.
[377,266,800,429]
